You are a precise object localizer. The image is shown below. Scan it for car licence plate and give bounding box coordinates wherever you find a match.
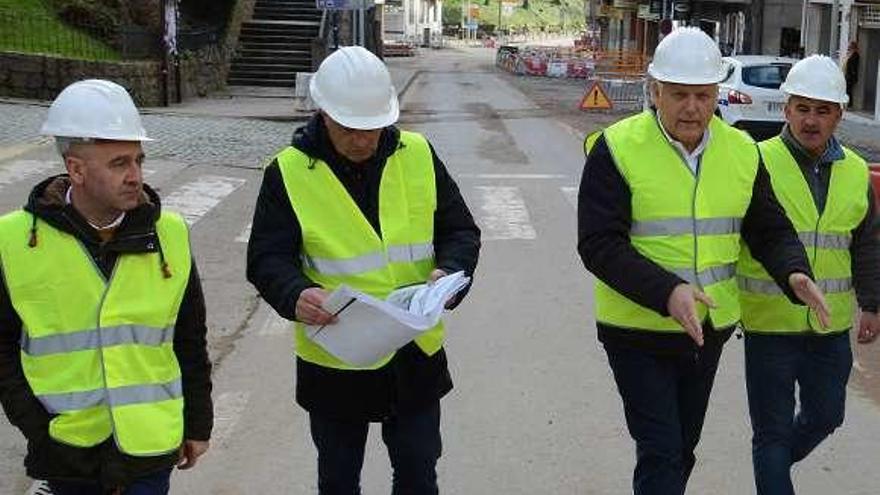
[767,101,785,113]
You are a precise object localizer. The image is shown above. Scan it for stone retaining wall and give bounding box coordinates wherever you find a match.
[0,0,255,106]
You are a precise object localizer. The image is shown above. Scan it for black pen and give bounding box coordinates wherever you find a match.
[311,297,356,337]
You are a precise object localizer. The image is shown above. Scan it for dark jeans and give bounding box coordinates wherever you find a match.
[745,332,852,495]
[605,336,726,495]
[309,401,442,495]
[47,468,172,495]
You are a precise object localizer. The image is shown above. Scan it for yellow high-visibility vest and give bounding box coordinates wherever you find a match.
[738,136,868,333]
[276,131,443,369]
[0,210,191,455]
[595,111,758,332]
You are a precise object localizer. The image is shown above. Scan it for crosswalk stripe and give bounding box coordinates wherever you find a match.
[211,391,250,446]
[25,480,52,495]
[235,222,252,243]
[475,186,537,240]
[161,175,246,226]
[0,160,58,188]
[459,173,568,180]
[561,187,577,209]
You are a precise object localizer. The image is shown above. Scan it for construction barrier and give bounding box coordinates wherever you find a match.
[496,45,648,81]
[586,77,646,111]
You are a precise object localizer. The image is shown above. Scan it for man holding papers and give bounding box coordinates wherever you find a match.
[246,46,481,495]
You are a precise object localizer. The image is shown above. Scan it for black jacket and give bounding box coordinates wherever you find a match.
[578,129,812,355]
[246,114,481,421]
[0,176,213,486]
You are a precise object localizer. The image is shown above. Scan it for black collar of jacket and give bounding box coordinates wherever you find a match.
[291,113,402,170]
[23,174,164,255]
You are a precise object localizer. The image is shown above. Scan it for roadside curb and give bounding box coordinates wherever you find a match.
[844,112,880,127]
[396,69,420,100]
[0,138,52,163]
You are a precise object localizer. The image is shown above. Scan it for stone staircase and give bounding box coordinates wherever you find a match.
[228,0,322,87]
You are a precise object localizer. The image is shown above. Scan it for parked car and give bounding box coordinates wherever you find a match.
[870,164,880,208]
[717,55,798,140]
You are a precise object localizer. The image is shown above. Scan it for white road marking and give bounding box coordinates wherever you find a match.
[0,160,58,188]
[475,186,537,240]
[556,120,585,141]
[235,222,252,243]
[0,138,51,163]
[25,480,52,495]
[853,359,865,372]
[561,186,578,209]
[142,168,157,177]
[161,175,246,225]
[211,391,251,446]
[459,173,567,180]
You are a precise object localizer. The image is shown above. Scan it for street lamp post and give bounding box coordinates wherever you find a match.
[830,0,839,59]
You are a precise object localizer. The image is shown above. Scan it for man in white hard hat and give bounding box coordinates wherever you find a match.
[577,28,830,494]
[0,79,213,494]
[736,55,880,495]
[247,47,480,494]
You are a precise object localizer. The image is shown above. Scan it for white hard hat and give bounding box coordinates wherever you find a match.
[648,27,726,85]
[310,46,399,130]
[780,55,848,106]
[40,79,152,141]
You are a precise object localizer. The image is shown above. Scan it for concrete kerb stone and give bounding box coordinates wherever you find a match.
[844,111,880,127]
[0,63,422,125]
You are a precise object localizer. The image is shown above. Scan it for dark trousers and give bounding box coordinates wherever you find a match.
[309,401,442,495]
[605,337,725,495]
[47,468,172,495]
[745,332,852,495]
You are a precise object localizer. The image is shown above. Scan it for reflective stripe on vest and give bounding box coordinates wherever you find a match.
[40,378,183,413]
[632,217,742,237]
[21,324,175,356]
[737,137,868,334]
[738,275,852,295]
[304,242,435,275]
[595,111,758,332]
[0,210,191,455]
[277,131,443,369]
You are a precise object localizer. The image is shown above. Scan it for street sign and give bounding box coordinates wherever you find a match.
[580,82,613,110]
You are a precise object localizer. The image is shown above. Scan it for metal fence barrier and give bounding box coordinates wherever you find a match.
[0,9,226,61]
[0,8,119,60]
[588,76,646,111]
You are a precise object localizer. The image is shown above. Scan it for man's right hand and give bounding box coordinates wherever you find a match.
[667,283,716,347]
[295,288,338,326]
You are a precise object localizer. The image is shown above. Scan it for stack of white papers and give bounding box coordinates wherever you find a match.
[305,271,471,366]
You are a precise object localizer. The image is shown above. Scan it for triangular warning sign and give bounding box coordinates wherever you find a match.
[580,81,613,110]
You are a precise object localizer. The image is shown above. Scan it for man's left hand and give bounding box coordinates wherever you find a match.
[177,439,209,470]
[429,269,455,308]
[858,310,880,344]
[788,272,831,329]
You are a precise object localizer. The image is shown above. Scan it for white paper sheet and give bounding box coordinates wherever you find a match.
[305,271,470,366]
